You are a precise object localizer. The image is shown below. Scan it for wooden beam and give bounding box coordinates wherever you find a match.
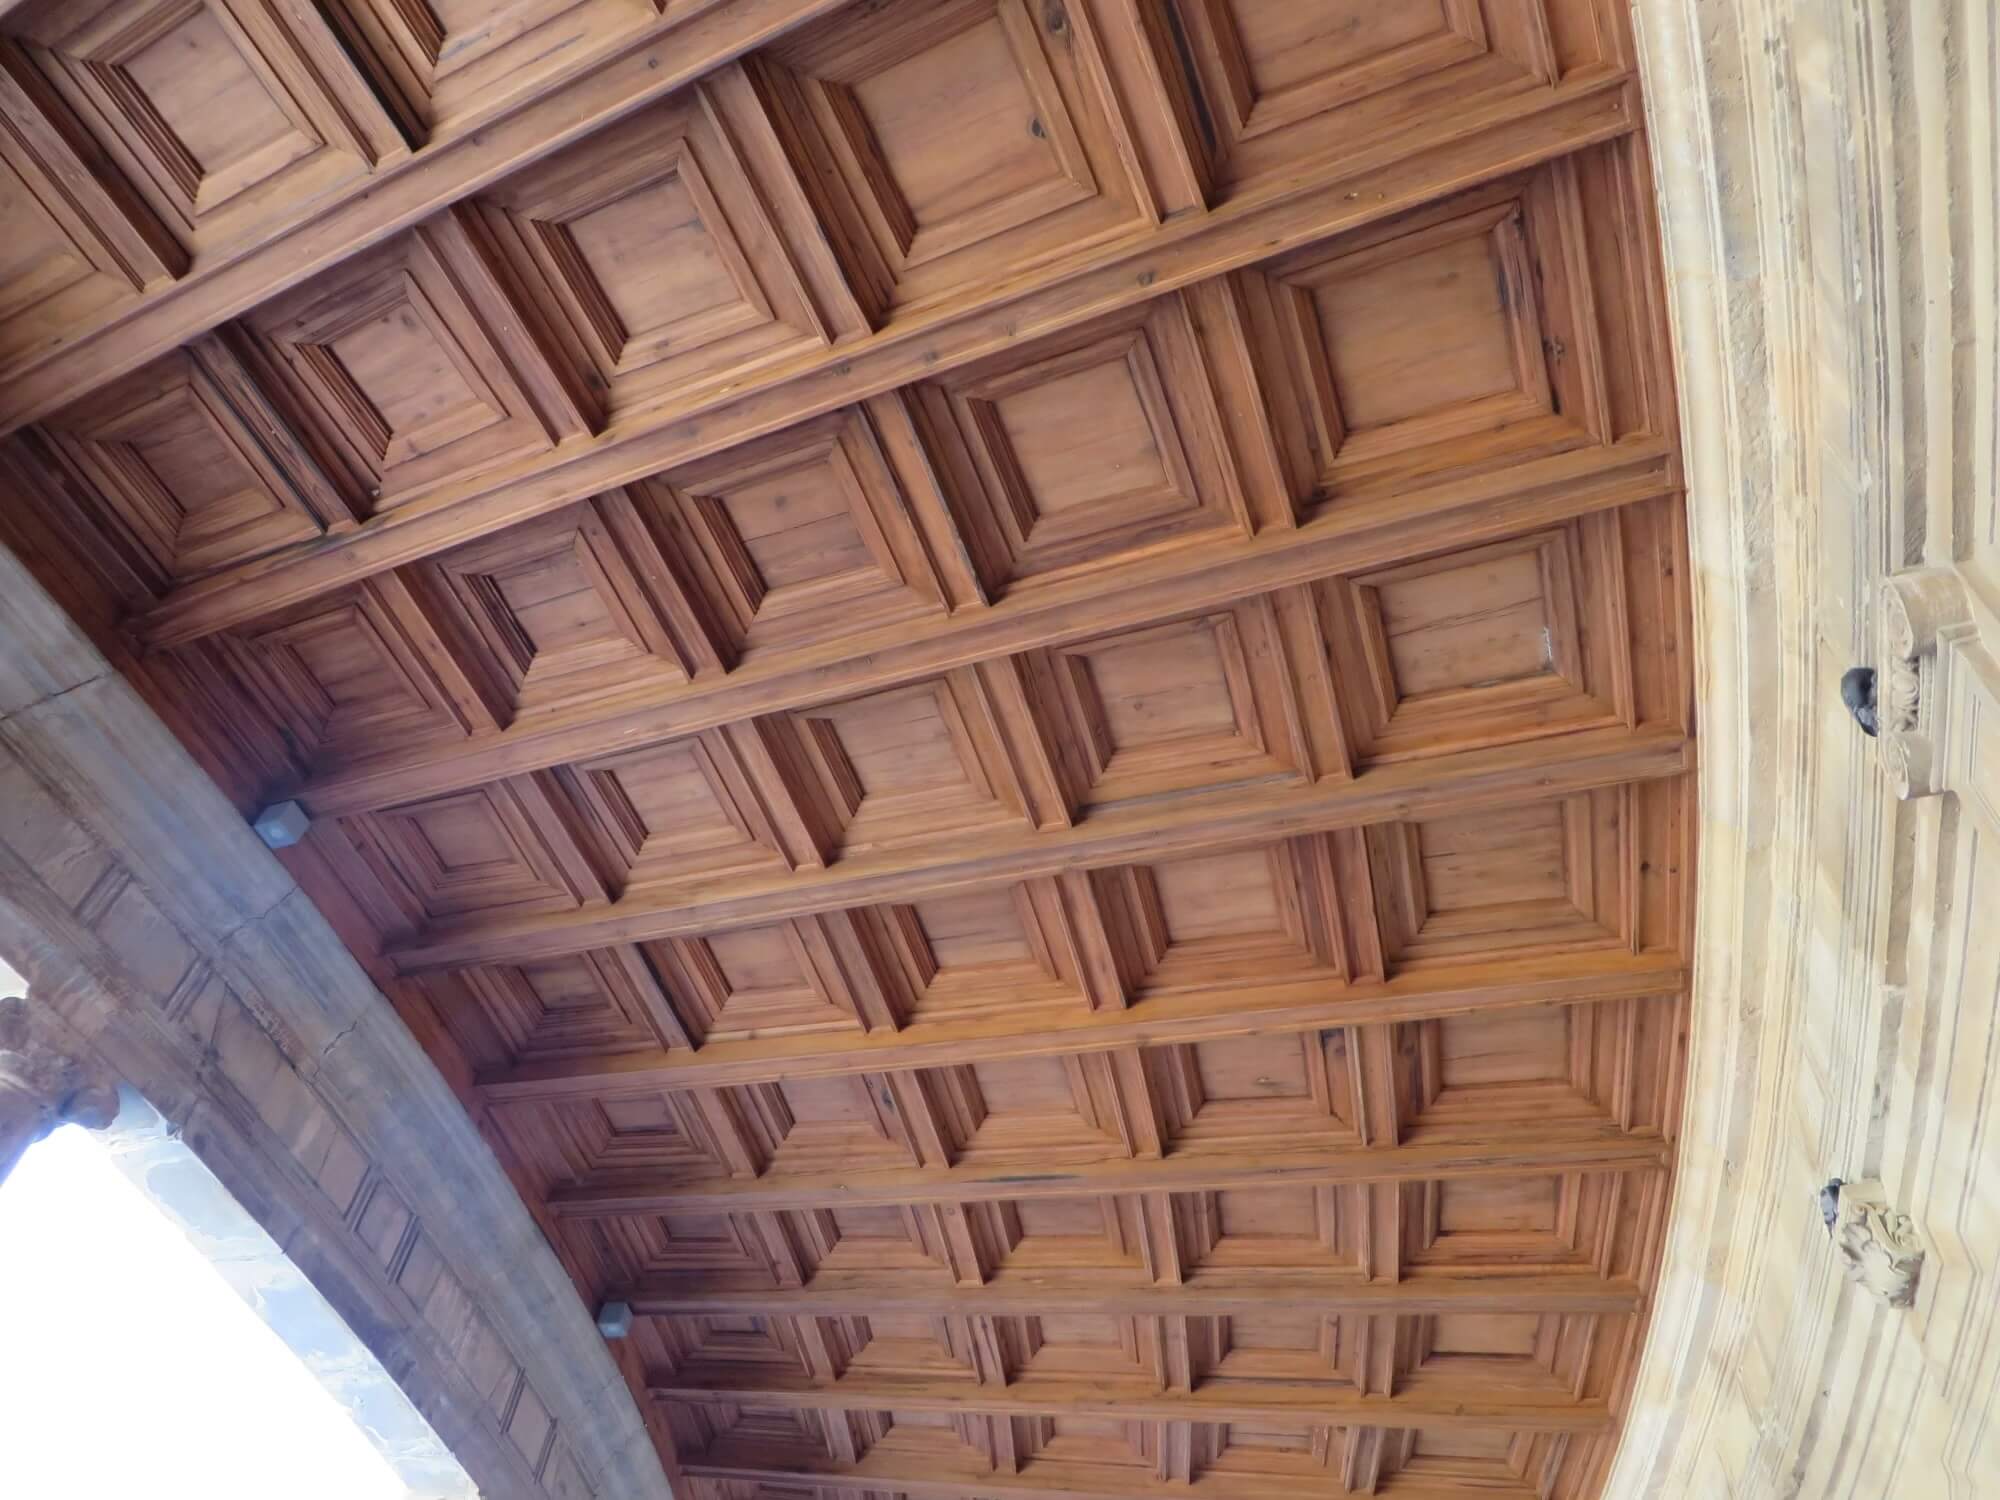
[478,949,1687,1101]
[300,439,1673,817]
[395,724,1692,972]
[549,1124,1668,1216]
[677,1447,1541,1500]
[131,75,1641,648]
[653,1374,1610,1434]
[0,0,854,436]
[623,1269,1644,1319]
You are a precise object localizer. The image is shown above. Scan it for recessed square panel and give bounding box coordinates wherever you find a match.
[1377,1425,1563,1490]
[1023,1413,1162,1470]
[476,81,827,424]
[870,1409,998,1467]
[228,577,480,761]
[990,1313,1159,1383]
[322,0,652,137]
[752,0,1146,318]
[918,1053,1133,1169]
[776,671,1035,855]
[667,1402,837,1467]
[428,494,694,718]
[1145,1030,1359,1153]
[569,1209,787,1300]
[917,295,1247,595]
[650,1313,818,1384]
[456,949,677,1066]
[1198,1420,1334,1481]
[561,730,794,895]
[125,8,308,194]
[645,407,948,655]
[1401,1172,1614,1272]
[246,217,559,510]
[0,139,157,365]
[1171,1185,1355,1272]
[19,0,398,249]
[488,1090,739,1195]
[1239,173,1606,511]
[728,1073,919,1177]
[342,775,598,923]
[1367,789,1630,967]
[1167,0,1552,193]
[1324,234,1523,427]
[966,1194,1146,1276]
[781,1202,952,1279]
[1321,517,1634,765]
[650,921,864,1046]
[1398,994,1681,1138]
[41,345,326,582]
[1027,598,1310,807]
[1202,1312,1349,1384]
[1092,838,1346,995]
[837,1311,980,1380]
[874,882,1083,1022]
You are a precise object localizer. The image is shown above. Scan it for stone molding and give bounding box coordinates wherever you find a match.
[1615,0,2000,1495]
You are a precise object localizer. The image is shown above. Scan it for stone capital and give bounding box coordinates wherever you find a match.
[0,991,120,1183]
[1832,1180,1927,1310]
[1877,568,1976,800]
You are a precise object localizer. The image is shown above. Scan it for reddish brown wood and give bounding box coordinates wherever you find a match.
[0,3,1685,1495]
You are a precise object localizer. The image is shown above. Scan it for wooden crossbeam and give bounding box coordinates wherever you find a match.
[550,1123,1667,1216]
[676,1446,1545,1500]
[652,1373,1613,1434]
[394,724,1691,972]
[477,948,1686,1100]
[0,0,855,437]
[131,77,1639,648]
[299,439,1672,817]
[623,1270,1644,1319]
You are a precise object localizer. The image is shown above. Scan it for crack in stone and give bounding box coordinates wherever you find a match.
[0,665,114,727]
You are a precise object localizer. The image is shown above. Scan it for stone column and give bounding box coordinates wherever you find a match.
[0,990,119,1184]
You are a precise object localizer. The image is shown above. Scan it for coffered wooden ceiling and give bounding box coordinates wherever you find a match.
[0,1,1693,1496]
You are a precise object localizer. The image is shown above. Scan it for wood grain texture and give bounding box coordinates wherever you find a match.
[0,1,1685,1495]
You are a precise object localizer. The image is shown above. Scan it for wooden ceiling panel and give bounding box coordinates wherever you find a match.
[0,0,1684,1494]
[643,402,963,661]
[0,43,182,363]
[749,0,1155,321]
[12,0,404,253]
[37,337,335,584]
[322,0,657,141]
[241,214,579,512]
[473,71,846,430]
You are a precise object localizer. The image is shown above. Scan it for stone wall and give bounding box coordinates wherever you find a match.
[1611,0,2000,1494]
[0,539,671,1500]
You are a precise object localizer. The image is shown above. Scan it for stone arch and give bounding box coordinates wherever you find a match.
[1615,0,2000,1492]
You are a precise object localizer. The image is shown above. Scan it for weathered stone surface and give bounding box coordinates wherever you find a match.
[0,537,670,1500]
[1613,0,2000,1495]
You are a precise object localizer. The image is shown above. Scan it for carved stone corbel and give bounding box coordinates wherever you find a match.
[1876,568,1975,798]
[1831,1180,1927,1309]
[0,990,120,1183]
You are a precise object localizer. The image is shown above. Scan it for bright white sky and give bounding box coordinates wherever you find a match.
[0,1123,412,1500]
